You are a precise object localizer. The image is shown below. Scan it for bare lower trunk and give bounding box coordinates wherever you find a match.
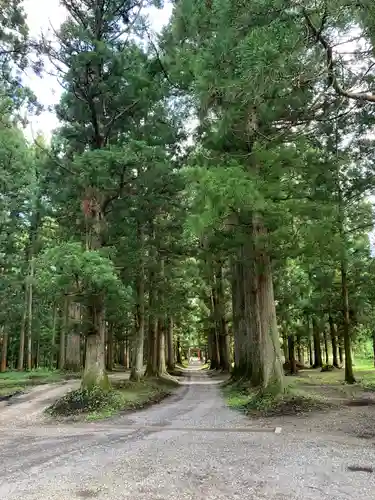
[312,318,322,367]
[18,293,27,370]
[157,318,167,376]
[232,218,283,391]
[51,304,58,368]
[1,329,8,372]
[323,329,329,365]
[341,259,355,383]
[131,222,145,381]
[106,325,113,371]
[59,297,68,370]
[328,315,339,367]
[214,262,230,372]
[124,338,129,369]
[282,332,288,362]
[219,326,231,372]
[82,299,110,391]
[231,257,243,374]
[65,333,81,372]
[297,335,303,364]
[176,335,182,364]
[288,336,297,374]
[26,258,34,371]
[209,328,219,369]
[166,317,175,371]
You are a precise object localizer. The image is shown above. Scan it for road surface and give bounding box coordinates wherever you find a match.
[1,365,375,499]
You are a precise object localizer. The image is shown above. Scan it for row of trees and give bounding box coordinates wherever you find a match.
[1,0,375,395]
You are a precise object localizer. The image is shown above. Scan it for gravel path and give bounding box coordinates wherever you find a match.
[1,366,375,499]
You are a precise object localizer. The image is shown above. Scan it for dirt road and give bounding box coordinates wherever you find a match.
[1,367,375,499]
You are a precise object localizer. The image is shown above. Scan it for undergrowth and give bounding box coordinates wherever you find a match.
[224,382,333,417]
[46,378,177,420]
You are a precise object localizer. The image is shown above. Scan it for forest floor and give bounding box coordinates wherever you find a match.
[1,363,375,499]
[225,359,375,440]
[0,368,176,425]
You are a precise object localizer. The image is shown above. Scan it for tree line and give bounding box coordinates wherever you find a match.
[1,0,375,395]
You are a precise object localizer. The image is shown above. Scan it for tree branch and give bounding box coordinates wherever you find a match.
[303,9,375,103]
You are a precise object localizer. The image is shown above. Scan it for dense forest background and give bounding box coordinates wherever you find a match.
[1,0,375,396]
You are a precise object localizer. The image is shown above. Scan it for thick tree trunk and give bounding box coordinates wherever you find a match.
[18,292,27,370]
[282,332,288,362]
[341,259,355,383]
[124,337,129,369]
[66,333,81,372]
[145,312,158,376]
[166,317,175,372]
[288,335,297,374]
[106,325,113,371]
[328,315,339,367]
[65,302,81,372]
[1,329,8,373]
[213,263,231,372]
[219,324,231,372]
[297,335,303,364]
[176,335,182,364]
[131,222,145,381]
[59,297,68,370]
[312,318,322,367]
[209,284,221,370]
[26,260,33,371]
[323,329,329,365]
[232,218,284,391]
[231,257,244,374]
[209,328,219,369]
[82,299,109,390]
[157,318,167,376]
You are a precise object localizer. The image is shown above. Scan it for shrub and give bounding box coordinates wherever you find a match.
[47,387,121,417]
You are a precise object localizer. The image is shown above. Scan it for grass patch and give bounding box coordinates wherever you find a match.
[224,382,333,417]
[0,369,80,399]
[0,368,79,387]
[46,377,178,421]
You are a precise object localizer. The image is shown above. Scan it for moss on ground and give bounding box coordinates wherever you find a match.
[224,358,375,417]
[224,381,333,417]
[0,369,80,399]
[46,377,178,421]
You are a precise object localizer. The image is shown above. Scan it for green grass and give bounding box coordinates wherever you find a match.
[0,369,80,398]
[224,382,332,417]
[224,357,375,417]
[46,377,178,421]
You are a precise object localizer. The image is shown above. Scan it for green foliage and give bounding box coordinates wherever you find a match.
[47,386,120,417]
[35,242,131,301]
[47,379,176,419]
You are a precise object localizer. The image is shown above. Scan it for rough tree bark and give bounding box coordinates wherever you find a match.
[312,318,322,368]
[59,296,68,370]
[106,324,113,371]
[288,335,297,374]
[166,317,175,372]
[130,221,145,381]
[176,334,182,365]
[328,314,339,367]
[231,216,284,392]
[18,292,27,370]
[0,328,8,373]
[214,262,230,372]
[341,257,355,383]
[323,329,329,365]
[82,297,109,390]
[65,302,81,372]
